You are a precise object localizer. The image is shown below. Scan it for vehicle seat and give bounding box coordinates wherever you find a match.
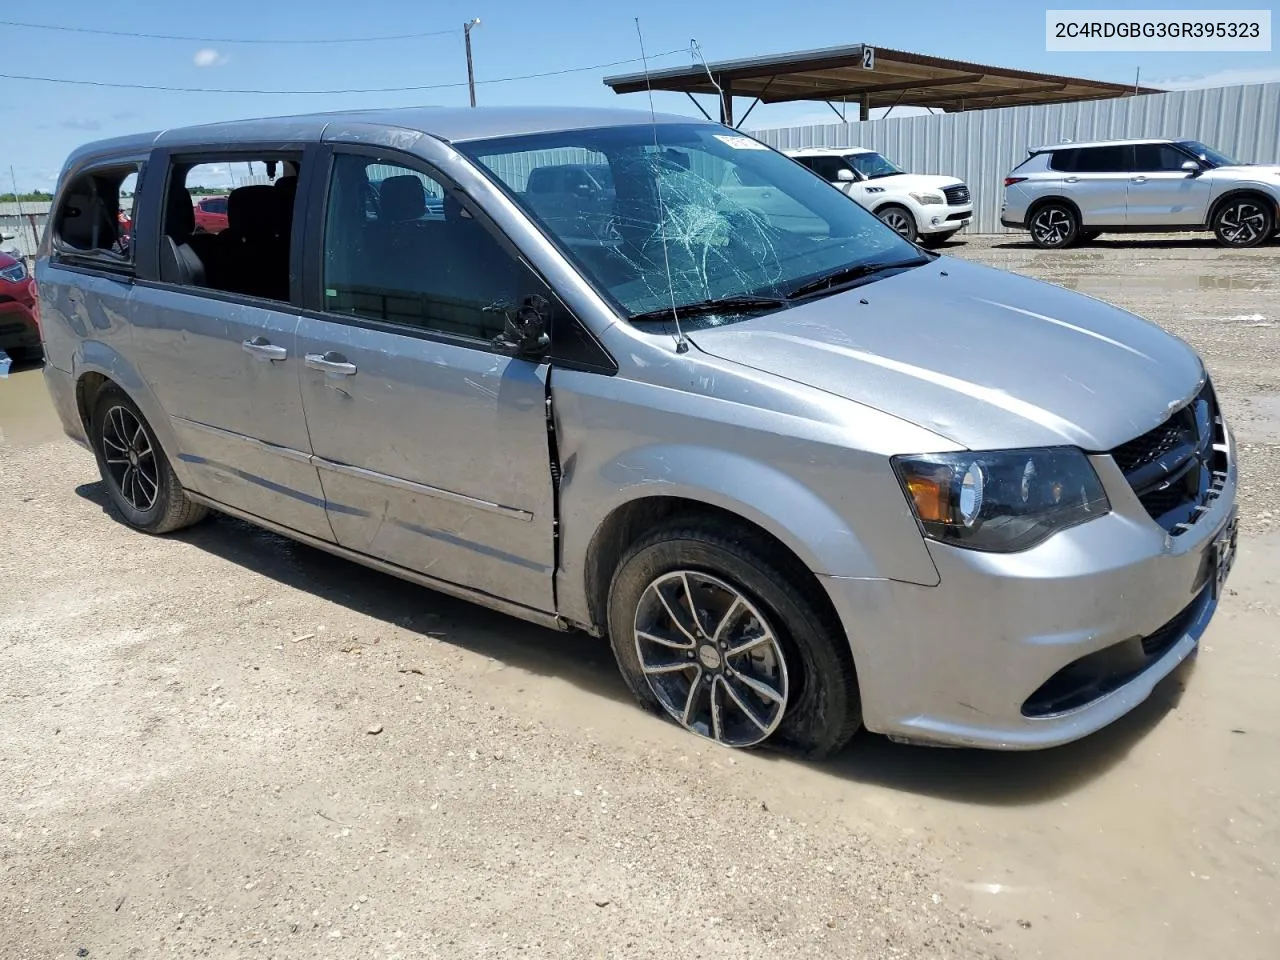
[159,185,207,287]
[221,185,287,300]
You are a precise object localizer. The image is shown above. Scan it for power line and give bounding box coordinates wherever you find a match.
[0,49,688,96]
[0,18,458,44]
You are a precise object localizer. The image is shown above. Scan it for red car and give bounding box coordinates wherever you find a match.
[193,195,229,233]
[0,250,39,360]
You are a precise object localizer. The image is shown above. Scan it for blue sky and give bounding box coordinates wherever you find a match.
[2,0,1277,190]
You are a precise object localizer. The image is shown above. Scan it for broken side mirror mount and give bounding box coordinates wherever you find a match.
[491,293,552,359]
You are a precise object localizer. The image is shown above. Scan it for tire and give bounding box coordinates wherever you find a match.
[90,384,208,534]
[918,230,957,249]
[1212,196,1273,248]
[606,519,862,759]
[1028,202,1080,249]
[876,204,918,243]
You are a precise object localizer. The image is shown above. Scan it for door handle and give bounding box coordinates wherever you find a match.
[242,336,288,362]
[1063,177,1080,183]
[305,352,357,377]
[1131,176,1148,184]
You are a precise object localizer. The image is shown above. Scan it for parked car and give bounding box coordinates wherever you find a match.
[193,195,229,233]
[37,108,1238,756]
[0,249,39,360]
[785,147,973,247]
[1002,137,1280,249]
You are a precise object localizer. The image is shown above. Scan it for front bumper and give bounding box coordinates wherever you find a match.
[918,204,973,235]
[821,446,1239,750]
[0,296,39,352]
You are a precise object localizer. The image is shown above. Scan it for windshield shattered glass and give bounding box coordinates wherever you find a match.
[847,151,905,180]
[458,124,917,326]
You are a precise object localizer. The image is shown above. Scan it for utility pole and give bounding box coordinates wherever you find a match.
[464,18,481,108]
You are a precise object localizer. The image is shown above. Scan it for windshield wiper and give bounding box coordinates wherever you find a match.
[784,256,931,301]
[629,294,788,324]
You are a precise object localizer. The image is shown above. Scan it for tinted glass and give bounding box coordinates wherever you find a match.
[801,156,851,181]
[458,123,917,325]
[322,155,520,341]
[1132,143,1192,172]
[1073,146,1129,173]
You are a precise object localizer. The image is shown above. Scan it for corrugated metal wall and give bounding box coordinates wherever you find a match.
[750,82,1280,233]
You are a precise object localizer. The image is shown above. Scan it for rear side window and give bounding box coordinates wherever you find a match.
[52,163,141,269]
[1050,146,1129,173]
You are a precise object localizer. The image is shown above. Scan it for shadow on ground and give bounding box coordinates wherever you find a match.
[991,236,1226,251]
[75,479,1189,807]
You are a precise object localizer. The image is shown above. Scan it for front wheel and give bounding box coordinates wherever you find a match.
[90,385,208,534]
[876,205,918,243]
[1213,197,1273,248]
[606,521,862,759]
[1029,203,1080,248]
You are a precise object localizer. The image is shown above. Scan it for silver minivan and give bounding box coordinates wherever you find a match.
[37,107,1238,756]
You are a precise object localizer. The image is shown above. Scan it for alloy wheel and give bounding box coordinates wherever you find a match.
[1217,201,1267,245]
[879,208,914,238]
[633,570,789,748]
[1031,206,1073,246]
[101,404,159,512]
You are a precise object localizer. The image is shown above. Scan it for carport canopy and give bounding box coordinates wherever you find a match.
[603,44,1162,126]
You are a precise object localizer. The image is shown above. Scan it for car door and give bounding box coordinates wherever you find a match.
[128,144,334,542]
[294,147,557,612]
[1052,146,1131,225]
[1126,142,1215,227]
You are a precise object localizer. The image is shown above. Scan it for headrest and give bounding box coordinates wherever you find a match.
[166,185,195,237]
[379,175,426,222]
[227,184,279,239]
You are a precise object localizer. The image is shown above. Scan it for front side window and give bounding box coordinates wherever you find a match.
[846,152,904,180]
[321,154,521,342]
[53,164,141,267]
[804,156,853,181]
[458,123,917,326]
[1132,143,1194,172]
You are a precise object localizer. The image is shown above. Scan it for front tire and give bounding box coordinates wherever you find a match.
[876,204,918,243]
[606,520,862,759]
[90,385,208,534]
[1213,197,1273,248]
[1029,202,1080,249]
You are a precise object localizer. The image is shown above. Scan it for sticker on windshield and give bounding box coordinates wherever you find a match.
[714,134,768,150]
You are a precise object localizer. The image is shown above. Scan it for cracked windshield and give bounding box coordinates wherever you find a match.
[460,123,919,327]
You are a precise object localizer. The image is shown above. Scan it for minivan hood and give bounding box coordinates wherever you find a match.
[688,257,1203,451]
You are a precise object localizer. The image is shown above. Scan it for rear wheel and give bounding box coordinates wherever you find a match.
[876,205,918,243]
[1213,197,1273,248]
[90,385,208,534]
[606,520,862,759]
[1029,202,1080,249]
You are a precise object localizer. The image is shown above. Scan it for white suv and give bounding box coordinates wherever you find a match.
[1001,137,1280,249]
[786,147,973,247]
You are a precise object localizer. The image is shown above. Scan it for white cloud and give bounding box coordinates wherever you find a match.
[193,48,229,68]
[1153,66,1280,90]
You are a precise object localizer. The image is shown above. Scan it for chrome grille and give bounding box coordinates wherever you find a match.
[942,184,970,206]
[1110,381,1228,535]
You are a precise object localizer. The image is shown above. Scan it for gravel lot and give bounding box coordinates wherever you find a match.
[2,233,1278,960]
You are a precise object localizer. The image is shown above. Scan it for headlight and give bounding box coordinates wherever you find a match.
[0,261,27,283]
[909,191,945,206]
[892,447,1110,552]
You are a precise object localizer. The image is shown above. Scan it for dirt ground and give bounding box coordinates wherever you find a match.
[2,233,1278,960]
